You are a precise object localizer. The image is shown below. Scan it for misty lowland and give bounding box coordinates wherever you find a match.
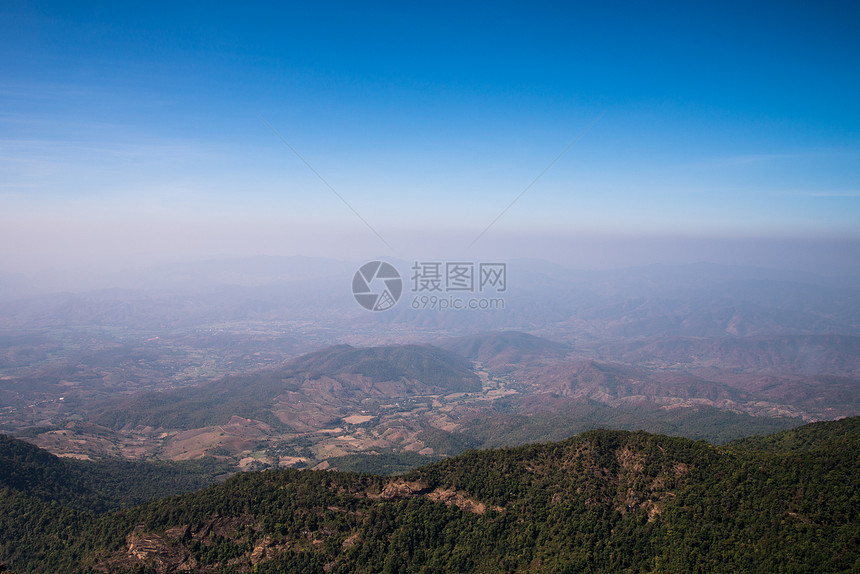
[1,257,859,572]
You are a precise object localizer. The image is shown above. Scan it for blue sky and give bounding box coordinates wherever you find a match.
[1,1,858,275]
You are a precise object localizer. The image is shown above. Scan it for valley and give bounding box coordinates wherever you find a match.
[3,332,845,473]
[1,261,858,475]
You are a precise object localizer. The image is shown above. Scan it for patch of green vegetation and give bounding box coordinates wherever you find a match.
[727,415,860,453]
[416,426,480,456]
[0,435,231,513]
[4,426,57,438]
[326,451,442,475]
[461,403,803,449]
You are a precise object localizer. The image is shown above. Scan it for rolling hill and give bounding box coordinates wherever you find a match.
[87,344,481,432]
[438,330,572,371]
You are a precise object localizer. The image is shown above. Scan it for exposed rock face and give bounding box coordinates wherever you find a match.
[125,525,197,573]
[379,479,429,499]
[96,515,259,573]
[425,487,503,514]
[377,478,501,514]
[249,535,290,565]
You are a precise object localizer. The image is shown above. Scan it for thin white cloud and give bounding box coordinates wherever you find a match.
[0,82,103,100]
[790,190,860,198]
[711,152,832,166]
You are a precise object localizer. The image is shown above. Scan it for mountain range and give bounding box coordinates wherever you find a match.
[8,329,853,471]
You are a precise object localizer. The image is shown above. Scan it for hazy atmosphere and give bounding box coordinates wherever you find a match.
[2,3,860,572]
[2,1,859,286]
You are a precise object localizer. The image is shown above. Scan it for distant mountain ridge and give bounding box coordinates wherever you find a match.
[595,334,860,376]
[287,344,480,392]
[439,331,572,371]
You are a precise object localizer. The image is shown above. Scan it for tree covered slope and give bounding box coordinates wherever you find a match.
[1,418,858,573]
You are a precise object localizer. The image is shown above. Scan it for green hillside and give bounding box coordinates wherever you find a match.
[1,418,858,573]
[0,435,231,572]
[0,435,229,511]
[727,415,860,453]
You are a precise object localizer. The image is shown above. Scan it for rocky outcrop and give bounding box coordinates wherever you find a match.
[425,487,503,514]
[375,478,501,514]
[96,515,258,573]
[379,479,430,499]
[125,525,197,573]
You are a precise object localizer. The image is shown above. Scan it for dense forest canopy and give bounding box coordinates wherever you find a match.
[1,417,858,572]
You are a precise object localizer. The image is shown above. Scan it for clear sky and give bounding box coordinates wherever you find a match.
[1,1,859,277]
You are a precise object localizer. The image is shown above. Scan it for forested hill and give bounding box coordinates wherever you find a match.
[0,434,230,512]
[726,415,860,453]
[0,435,231,572]
[2,418,859,573]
